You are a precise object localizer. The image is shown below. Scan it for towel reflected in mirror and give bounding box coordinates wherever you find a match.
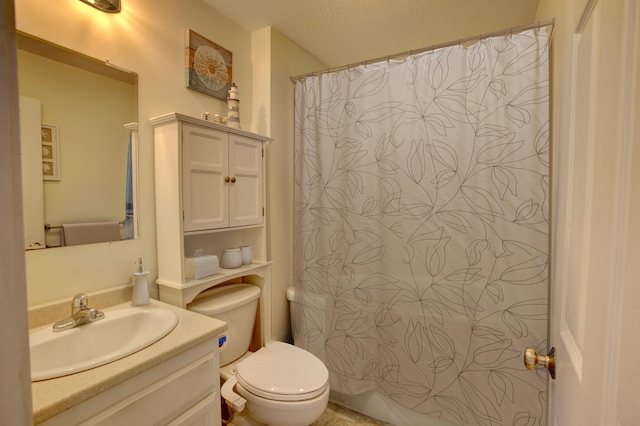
[62,222,121,246]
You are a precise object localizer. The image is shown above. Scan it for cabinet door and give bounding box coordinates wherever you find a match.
[167,394,219,426]
[183,124,228,231]
[228,134,263,227]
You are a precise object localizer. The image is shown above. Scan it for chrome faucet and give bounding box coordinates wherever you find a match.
[52,293,105,332]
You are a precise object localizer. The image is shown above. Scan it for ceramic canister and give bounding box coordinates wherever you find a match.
[221,248,242,269]
[240,246,252,264]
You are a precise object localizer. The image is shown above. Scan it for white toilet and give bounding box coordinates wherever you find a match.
[188,283,329,426]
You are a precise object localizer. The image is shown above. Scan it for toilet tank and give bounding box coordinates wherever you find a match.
[188,283,261,367]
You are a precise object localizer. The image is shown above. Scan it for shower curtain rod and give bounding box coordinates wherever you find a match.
[290,18,555,83]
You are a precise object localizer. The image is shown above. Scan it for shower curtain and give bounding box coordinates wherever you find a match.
[293,28,549,425]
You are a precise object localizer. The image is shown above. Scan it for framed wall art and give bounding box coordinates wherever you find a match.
[41,124,60,181]
[186,29,232,100]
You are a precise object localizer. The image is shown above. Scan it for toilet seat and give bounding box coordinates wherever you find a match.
[235,341,329,402]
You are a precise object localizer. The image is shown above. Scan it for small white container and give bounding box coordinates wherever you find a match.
[240,246,252,265]
[221,248,242,269]
[132,258,149,306]
[185,255,219,279]
[132,272,150,306]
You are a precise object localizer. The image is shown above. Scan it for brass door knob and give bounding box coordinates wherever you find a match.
[524,347,556,379]
[225,176,230,182]
[231,177,236,183]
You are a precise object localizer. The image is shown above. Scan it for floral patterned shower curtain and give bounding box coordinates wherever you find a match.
[293,28,549,425]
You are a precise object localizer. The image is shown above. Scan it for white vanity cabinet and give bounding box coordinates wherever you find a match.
[32,301,226,426]
[40,340,219,426]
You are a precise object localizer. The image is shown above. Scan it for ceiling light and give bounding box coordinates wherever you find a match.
[79,0,121,13]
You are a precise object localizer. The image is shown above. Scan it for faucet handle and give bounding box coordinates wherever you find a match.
[89,308,105,321]
[72,293,89,312]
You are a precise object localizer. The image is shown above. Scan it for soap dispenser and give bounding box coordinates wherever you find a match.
[132,258,150,306]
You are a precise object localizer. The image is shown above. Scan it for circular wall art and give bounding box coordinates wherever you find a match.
[194,45,228,91]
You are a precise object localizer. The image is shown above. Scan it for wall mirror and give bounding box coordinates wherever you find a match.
[16,31,139,250]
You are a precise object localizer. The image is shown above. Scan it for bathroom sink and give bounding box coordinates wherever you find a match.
[30,305,178,381]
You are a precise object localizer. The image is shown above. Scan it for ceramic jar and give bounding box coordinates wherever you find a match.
[240,246,252,264]
[221,248,242,269]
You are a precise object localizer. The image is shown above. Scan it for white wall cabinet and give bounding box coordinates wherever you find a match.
[151,113,273,346]
[182,124,263,231]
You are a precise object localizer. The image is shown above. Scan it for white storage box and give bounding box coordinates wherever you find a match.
[184,255,219,279]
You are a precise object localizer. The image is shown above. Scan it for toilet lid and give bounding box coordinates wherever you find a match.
[235,341,329,402]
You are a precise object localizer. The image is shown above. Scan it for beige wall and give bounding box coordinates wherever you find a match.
[17,0,255,306]
[260,28,325,341]
[15,0,324,343]
[251,27,325,340]
[16,0,252,306]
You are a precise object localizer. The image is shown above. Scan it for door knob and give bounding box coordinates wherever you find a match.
[231,177,236,183]
[524,347,556,379]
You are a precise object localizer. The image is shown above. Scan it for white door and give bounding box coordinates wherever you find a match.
[19,95,46,249]
[550,0,640,424]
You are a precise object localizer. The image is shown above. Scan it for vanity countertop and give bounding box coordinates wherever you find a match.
[30,298,226,424]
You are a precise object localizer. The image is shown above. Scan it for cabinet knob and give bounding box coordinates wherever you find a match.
[225,176,230,182]
[231,177,236,183]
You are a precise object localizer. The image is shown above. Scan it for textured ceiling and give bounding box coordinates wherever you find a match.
[202,0,541,68]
